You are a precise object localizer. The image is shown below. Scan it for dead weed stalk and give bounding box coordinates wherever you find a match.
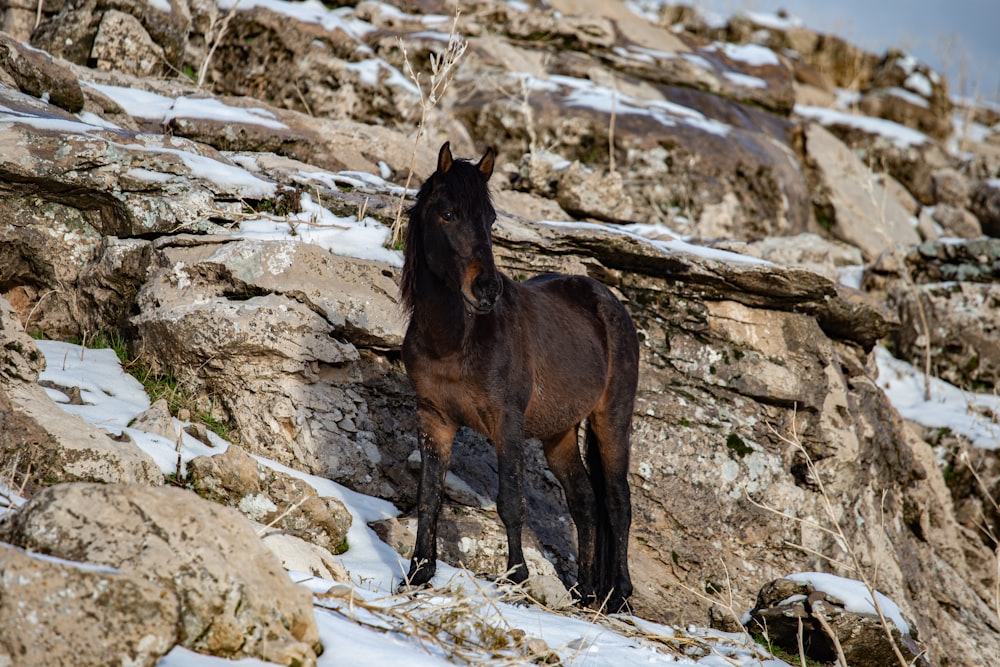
[746,414,910,667]
[387,10,468,249]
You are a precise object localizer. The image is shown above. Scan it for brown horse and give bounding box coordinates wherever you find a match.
[399,142,639,610]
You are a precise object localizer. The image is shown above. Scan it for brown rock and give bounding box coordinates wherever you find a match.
[1,382,163,489]
[189,444,352,554]
[31,0,188,69]
[804,123,920,260]
[747,576,929,667]
[931,204,982,239]
[554,162,635,222]
[931,167,971,208]
[0,32,83,112]
[971,179,1000,237]
[91,9,167,77]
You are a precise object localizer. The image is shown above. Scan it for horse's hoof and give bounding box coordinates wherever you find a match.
[396,579,432,595]
[607,596,632,615]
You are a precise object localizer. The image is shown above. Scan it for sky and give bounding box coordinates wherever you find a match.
[695,0,1000,102]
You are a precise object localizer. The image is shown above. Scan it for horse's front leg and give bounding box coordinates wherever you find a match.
[494,413,528,584]
[403,410,457,590]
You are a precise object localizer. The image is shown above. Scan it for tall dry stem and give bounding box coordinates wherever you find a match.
[960,446,1000,625]
[198,0,242,88]
[387,11,468,249]
[860,165,933,400]
[746,414,911,667]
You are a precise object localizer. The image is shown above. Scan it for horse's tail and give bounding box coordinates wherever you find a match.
[585,420,617,603]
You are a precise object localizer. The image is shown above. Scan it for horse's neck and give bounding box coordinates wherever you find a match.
[410,270,477,354]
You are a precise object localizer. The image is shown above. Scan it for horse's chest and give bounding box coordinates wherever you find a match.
[410,356,510,433]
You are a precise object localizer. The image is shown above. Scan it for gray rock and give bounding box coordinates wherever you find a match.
[31,0,187,69]
[0,32,83,112]
[554,162,634,223]
[130,397,177,441]
[2,382,164,487]
[91,9,167,77]
[710,233,863,282]
[868,238,1000,390]
[931,167,971,208]
[0,296,43,383]
[0,482,321,665]
[930,204,982,239]
[0,542,179,667]
[189,445,352,554]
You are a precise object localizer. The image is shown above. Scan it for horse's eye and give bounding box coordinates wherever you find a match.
[440,211,455,222]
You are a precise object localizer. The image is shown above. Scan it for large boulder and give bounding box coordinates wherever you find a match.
[0,542,179,667]
[0,482,321,665]
[1,382,164,487]
[747,575,928,666]
[803,123,920,260]
[0,85,279,237]
[795,103,951,205]
[131,237,404,480]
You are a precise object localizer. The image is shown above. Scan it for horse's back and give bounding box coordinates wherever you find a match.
[520,274,636,347]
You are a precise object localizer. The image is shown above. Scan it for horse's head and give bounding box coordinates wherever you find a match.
[404,142,502,315]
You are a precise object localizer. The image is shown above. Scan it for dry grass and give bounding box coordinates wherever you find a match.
[197,0,243,88]
[960,445,1000,626]
[0,455,30,511]
[386,11,468,249]
[317,566,777,666]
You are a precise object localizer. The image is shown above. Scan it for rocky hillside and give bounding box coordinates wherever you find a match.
[2,0,1000,665]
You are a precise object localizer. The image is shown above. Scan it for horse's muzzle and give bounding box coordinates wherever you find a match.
[466,271,502,314]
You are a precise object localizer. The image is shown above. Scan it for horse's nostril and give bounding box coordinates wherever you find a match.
[473,273,501,304]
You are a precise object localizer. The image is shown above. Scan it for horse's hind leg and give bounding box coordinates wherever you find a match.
[587,406,634,609]
[542,425,599,602]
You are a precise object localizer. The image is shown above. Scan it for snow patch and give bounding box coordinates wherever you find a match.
[723,71,768,89]
[741,10,803,30]
[794,104,930,148]
[217,0,375,38]
[904,71,934,98]
[875,345,1000,449]
[234,192,403,267]
[709,41,780,67]
[785,572,910,635]
[885,86,930,109]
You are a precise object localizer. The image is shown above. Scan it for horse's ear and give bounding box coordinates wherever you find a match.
[477,146,496,181]
[437,142,453,174]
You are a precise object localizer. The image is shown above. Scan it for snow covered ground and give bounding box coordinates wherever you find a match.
[26,341,792,666]
[15,324,960,665]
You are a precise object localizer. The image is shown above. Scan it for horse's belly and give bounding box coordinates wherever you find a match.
[523,369,605,439]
